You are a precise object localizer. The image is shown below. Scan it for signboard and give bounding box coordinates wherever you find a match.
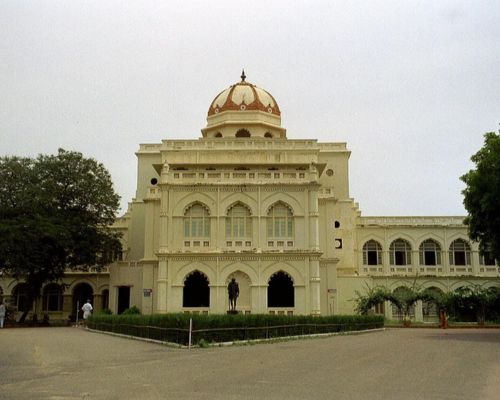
[143,289,153,297]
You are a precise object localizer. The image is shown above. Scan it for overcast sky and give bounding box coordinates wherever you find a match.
[1,1,499,216]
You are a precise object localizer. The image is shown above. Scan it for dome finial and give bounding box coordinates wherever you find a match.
[240,69,246,82]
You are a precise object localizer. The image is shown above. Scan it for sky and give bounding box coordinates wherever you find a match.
[1,0,499,216]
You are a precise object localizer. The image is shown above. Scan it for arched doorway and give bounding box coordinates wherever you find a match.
[183,271,210,307]
[72,283,94,320]
[422,287,444,322]
[225,271,251,312]
[268,271,294,308]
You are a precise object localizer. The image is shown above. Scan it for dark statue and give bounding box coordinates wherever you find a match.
[227,278,239,312]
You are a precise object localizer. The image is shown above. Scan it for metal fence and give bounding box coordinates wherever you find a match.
[89,320,382,347]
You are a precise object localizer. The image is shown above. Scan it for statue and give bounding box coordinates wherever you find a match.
[227,278,239,312]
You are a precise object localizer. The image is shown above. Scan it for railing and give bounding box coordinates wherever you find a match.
[89,320,383,347]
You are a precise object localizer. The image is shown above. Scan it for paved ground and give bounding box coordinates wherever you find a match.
[0,327,499,400]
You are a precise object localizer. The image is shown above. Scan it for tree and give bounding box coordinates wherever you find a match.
[0,149,122,322]
[461,131,500,266]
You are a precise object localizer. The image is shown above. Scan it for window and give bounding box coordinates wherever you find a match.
[226,204,252,238]
[389,239,412,265]
[184,203,210,238]
[264,132,273,138]
[235,129,251,138]
[363,240,382,265]
[419,239,441,266]
[12,284,31,312]
[43,284,63,312]
[449,239,471,266]
[267,203,294,238]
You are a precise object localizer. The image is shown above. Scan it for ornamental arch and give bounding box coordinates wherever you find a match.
[268,271,294,308]
[183,270,210,308]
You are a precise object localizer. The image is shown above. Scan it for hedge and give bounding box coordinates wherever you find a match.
[88,313,384,346]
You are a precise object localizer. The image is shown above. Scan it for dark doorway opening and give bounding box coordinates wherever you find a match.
[268,271,294,308]
[183,271,210,307]
[117,286,130,314]
[72,283,94,320]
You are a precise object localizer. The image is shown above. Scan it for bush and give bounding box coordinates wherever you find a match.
[96,308,113,315]
[88,313,383,346]
[122,306,141,315]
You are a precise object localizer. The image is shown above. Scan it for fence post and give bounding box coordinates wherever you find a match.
[188,318,193,349]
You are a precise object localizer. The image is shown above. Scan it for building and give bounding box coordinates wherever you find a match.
[1,73,499,321]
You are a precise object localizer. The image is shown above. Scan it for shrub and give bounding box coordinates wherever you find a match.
[88,313,383,345]
[122,306,141,315]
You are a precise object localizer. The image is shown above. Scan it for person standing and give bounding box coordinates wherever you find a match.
[0,301,6,328]
[81,299,93,324]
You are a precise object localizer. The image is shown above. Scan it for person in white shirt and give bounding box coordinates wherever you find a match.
[81,300,93,323]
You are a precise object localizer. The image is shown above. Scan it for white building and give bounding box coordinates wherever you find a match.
[2,73,498,321]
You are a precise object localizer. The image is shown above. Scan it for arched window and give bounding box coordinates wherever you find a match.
[363,240,382,265]
[235,129,251,138]
[419,239,441,266]
[449,239,471,265]
[183,271,210,307]
[12,283,32,312]
[391,286,415,320]
[267,203,294,238]
[264,132,273,138]
[214,132,222,138]
[422,287,444,322]
[184,203,210,238]
[43,284,63,312]
[226,204,252,238]
[268,271,294,308]
[389,239,412,265]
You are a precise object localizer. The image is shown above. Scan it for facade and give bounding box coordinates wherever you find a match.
[1,74,499,321]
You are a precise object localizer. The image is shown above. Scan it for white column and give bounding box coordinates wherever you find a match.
[157,258,168,313]
[309,259,321,315]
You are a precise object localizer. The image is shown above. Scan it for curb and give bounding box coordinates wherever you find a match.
[85,326,385,349]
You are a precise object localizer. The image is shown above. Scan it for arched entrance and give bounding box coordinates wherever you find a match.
[72,283,94,320]
[225,271,251,312]
[183,271,210,307]
[268,271,294,308]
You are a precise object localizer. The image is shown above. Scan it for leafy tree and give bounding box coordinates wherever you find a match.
[0,149,121,322]
[447,285,500,325]
[461,131,500,266]
[354,285,390,315]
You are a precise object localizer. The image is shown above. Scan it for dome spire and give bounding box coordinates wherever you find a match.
[240,69,246,82]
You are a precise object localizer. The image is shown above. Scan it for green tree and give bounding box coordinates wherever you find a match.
[0,149,122,322]
[461,131,500,266]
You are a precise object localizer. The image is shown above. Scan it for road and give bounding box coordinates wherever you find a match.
[0,327,499,399]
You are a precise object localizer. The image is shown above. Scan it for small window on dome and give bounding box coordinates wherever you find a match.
[214,132,222,138]
[264,132,273,138]
[235,129,251,138]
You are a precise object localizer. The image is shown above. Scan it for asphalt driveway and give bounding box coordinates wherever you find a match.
[0,327,499,400]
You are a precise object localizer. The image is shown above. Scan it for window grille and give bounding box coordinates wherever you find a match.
[362,240,382,265]
[184,203,210,238]
[389,239,411,265]
[449,239,471,266]
[226,204,252,238]
[419,239,441,265]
